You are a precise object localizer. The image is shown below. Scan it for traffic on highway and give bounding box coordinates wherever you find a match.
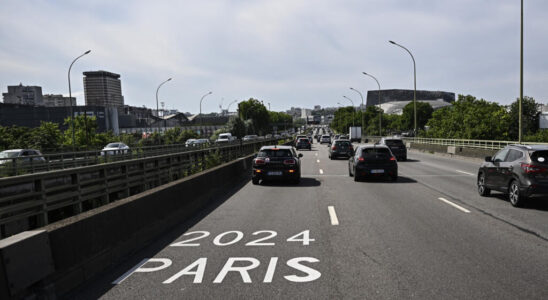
[70,125,548,299]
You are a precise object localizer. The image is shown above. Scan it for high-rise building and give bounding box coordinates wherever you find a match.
[83,70,124,107]
[2,83,44,106]
[43,94,76,107]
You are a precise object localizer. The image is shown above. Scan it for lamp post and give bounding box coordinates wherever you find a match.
[350,87,364,140]
[362,72,382,136]
[342,96,355,128]
[199,91,213,129]
[68,50,91,151]
[227,100,238,114]
[156,78,172,133]
[389,40,417,136]
[519,0,523,144]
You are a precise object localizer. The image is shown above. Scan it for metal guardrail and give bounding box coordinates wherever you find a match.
[0,139,283,178]
[363,136,548,150]
[0,138,290,239]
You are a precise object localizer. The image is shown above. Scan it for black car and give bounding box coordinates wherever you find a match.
[295,138,312,150]
[378,137,407,161]
[477,144,548,207]
[348,145,398,181]
[252,146,303,184]
[329,139,354,159]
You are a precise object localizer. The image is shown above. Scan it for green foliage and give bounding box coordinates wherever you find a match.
[238,98,270,135]
[268,111,292,132]
[509,96,540,139]
[401,101,434,131]
[62,115,101,149]
[227,117,247,138]
[205,150,222,168]
[425,95,511,140]
[523,130,548,143]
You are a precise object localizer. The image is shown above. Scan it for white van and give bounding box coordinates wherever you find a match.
[215,133,236,143]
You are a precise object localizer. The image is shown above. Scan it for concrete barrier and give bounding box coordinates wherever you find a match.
[0,154,255,299]
[409,142,496,160]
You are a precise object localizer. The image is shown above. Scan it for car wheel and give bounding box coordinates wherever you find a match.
[252,177,260,185]
[508,180,525,207]
[391,174,398,182]
[477,173,491,196]
[348,164,354,177]
[354,172,360,182]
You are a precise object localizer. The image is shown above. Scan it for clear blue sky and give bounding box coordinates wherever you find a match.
[1,0,547,113]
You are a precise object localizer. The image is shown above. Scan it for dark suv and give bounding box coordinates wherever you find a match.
[378,137,407,161]
[329,139,354,159]
[252,145,303,184]
[477,144,548,207]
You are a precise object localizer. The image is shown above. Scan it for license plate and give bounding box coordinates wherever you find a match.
[268,171,283,176]
[371,169,384,174]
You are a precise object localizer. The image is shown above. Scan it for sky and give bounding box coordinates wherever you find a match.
[1,0,547,114]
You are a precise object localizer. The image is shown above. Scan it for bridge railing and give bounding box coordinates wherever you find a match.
[0,139,281,178]
[363,136,548,150]
[0,138,290,239]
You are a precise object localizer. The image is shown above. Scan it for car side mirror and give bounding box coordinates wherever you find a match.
[298,153,303,158]
[484,156,492,162]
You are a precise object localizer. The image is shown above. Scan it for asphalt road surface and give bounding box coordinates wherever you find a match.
[72,143,548,299]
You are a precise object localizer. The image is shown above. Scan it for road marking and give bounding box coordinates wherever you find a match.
[316,159,320,163]
[327,206,339,225]
[438,197,471,213]
[315,153,318,157]
[319,169,324,174]
[455,170,475,176]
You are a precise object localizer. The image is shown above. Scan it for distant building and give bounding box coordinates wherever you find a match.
[43,94,76,107]
[366,89,455,115]
[314,105,321,111]
[83,70,124,107]
[2,83,44,106]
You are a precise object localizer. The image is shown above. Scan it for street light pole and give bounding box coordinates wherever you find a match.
[349,87,364,139]
[389,40,417,136]
[519,0,523,144]
[227,100,238,114]
[362,72,382,136]
[342,96,355,128]
[155,78,172,133]
[68,50,91,151]
[199,91,213,130]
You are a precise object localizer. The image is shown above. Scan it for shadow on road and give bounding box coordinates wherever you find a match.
[258,177,321,187]
[490,193,548,212]
[66,177,251,299]
[399,159,420,163]
[358,176,417,184]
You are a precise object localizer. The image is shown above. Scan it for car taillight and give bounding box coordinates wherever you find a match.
[254,158,266,165]
[521,163,546,173]
[390,156,396,161]
[284,159,296,165]
[332,146,337,150]
[358,157,365,162]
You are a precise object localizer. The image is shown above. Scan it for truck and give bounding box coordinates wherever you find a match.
[349,126,362,143]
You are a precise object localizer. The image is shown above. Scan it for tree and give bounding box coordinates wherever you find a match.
[425,94,511,140]
[228,117,246,138]
[509,96,540,139]
[401,101,434,131]
[238,98,270,134]
[268,111,293,133]
[29,122,62,152]
[62,115,99,149]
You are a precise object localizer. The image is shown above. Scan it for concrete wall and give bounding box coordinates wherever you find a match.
[0,154,255,299]
[409,142,497,160]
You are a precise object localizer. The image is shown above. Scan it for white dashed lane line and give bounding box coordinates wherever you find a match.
[317,159,320,163]
[438,197,471,213]
[328,206,339,225]
[455,170,475,176]
[319,169,324,175]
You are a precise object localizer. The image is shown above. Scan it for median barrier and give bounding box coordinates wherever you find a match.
[409,142,496,160]
[0,153,256,299]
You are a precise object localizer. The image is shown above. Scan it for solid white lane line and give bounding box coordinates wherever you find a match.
[438,197,471,213]
[328,206,339,225]
[319,169,324,174]
[455,170,475,176]
[317,159,320,163]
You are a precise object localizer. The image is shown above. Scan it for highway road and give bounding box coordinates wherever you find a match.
[72,143,548,299]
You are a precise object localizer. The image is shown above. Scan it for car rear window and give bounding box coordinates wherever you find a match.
[335,141,351,148]
[258,149,293,158]
[106,143,119,148]
[530,150,548,164]
[361,147,391,158]
[384,139,404,146]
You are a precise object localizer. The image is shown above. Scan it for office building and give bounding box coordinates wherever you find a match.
[2,84,44,106]
[43,94,76,107]
[83,70,124,107]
